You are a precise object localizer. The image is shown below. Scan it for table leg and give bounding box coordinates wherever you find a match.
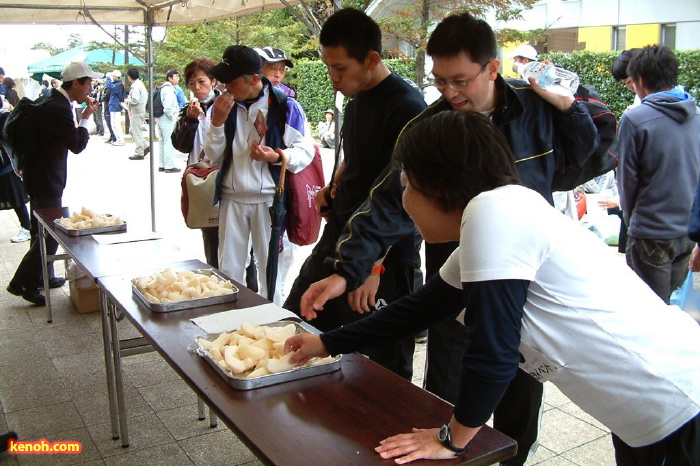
[38,222,52,323]
[109,300,130,447]
[209,409,218,428]
[197,398,206,421]
[100,292,120,440]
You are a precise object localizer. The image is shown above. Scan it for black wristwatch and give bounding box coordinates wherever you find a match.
[438,423,470,456]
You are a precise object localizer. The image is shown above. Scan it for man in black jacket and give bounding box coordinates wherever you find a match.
[283,8,426,380]
[7,61,101,306]
[297,13,598,466]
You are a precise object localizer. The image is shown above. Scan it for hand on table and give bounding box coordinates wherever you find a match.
[375,428,459,464]
[299,274,348,320]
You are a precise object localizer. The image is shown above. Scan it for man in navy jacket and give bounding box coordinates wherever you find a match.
[7,61,101,306]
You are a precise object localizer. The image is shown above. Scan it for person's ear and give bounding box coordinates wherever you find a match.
[365,51,381,71]
[487,58,501,81]
[250,74,261,85]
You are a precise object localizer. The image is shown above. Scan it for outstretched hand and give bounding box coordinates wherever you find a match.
[284,333,329,365]
[299,274,348,320]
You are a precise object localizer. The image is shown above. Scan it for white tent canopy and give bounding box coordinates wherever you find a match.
[2,0,301,230]
[0,0,295,26]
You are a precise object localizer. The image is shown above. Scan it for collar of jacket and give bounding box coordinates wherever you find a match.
[491,74,525,126]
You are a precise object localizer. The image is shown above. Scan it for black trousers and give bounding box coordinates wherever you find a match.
[612,413,700,466]
[104,109,115,140]
[424,242,543,466]
[285,240,415,380]
[201,226,219,269]
[11,196,62,290]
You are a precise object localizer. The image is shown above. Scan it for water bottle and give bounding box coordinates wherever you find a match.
[517,61,580,96]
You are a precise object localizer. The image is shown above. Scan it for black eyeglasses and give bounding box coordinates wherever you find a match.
[429,59,492,91]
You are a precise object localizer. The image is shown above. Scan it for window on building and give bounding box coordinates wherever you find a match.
[661,24,676,49]
[612,26,626,50]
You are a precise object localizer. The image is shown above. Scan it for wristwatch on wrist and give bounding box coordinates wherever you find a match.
[438,423,470,456]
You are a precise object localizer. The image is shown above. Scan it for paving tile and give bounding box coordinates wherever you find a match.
[0,454,20,465]
[538,408,608,455]
[560,435,616,465]
[0,358,61,390]
[0,377,70,413]
[178,430,257,466]
[52,351,107,378]
[0,341,50,368]
[103,441,193,466]
[526,445,557,465]
[31,318,94,340]
[4,402,84,440]
[118,352,162,367]
[122,359,180,389]
[43,333,104,359]
[72,383,152,427]
[156,404,226,441]
[558,402,609,433]
[542,382,572,409]
[531,456,579,466]
[0,311,34,332]
[13,427,101,466]
[137,379,198,412]
[87,412,175,458]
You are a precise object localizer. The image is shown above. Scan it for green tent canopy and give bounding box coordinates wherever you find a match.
[27,46,145,82]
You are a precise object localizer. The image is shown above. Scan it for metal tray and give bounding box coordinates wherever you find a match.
[197,320,342,390]
[131,268,239,313]
[54,217,127,236]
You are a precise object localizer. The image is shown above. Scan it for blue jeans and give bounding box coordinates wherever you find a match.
[625,235,695,304]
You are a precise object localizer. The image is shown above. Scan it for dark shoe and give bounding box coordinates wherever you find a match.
[129,155,145,160]
[164,168,181,173]
[7,281,23,296]
[159,167,165,172]
[49,277,66,289]
[105,138,116,144]
[143,147,150,156]
[22,289,46,306]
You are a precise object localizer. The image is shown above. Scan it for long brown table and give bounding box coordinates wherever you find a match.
[97,267,518,466]
[34,207,194,443]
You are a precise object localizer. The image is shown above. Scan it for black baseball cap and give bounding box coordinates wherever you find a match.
[210,46,262,83]
[255,46,294,68]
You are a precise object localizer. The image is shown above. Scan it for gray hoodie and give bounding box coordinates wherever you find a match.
[618,90,700,238]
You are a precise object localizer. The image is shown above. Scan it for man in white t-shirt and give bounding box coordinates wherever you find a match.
[288,111,700,465]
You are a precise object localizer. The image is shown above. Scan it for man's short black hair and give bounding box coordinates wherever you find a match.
[395,112,521,213]
[611,48,640,81]
[127,68,140,80]
[166,69,179,80]
[60,76,90,91]
[627,45,678,92]
[427,12,497,65]
[320,8,382,63]
[42,80,49,87]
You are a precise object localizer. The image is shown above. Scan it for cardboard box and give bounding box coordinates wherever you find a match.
[69,277,100,314]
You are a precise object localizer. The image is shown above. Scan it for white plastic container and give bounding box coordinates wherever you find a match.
[517,61,580,96]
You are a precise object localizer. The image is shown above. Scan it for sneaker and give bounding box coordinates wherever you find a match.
[111,140,125,146]
[129,155,145,160]
[105,138,116,144]
[159,167,165,172]
[143,147,150,156]
[164,168,181,173]
[10,228,31,243]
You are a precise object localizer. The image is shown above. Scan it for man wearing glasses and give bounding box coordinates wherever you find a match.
[256,47,296,98]
[297,12,597,466]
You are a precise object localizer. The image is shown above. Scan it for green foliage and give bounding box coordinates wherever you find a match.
[295,58,416,129]
[542,50,700,118]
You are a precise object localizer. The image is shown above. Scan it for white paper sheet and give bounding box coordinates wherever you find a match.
[191,304,299,334]
[91,231,162,245]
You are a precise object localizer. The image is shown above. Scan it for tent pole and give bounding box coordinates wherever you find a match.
[146,9,157,232]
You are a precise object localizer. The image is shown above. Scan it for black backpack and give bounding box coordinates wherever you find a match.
[1,96,47,170]
[147,85,165,118]
[551,85,619,191]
